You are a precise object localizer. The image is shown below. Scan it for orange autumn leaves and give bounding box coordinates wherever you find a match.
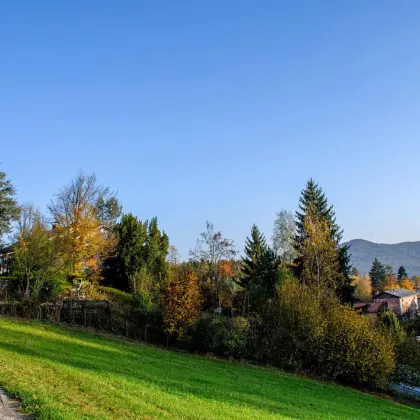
[161,266,201,337]
[54,205,115,281]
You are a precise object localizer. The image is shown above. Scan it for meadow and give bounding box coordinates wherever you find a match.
[0,318,417,419]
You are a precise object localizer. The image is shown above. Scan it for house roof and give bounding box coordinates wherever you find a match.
[376,289,417,299]
[0,244,14,254]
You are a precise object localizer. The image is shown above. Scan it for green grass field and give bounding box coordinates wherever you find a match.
[0,318,418,419]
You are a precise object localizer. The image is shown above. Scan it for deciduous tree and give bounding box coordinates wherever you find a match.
[161,266,201,337]
[49,173,117,281]
[13,204,64,298]
[354,274,373,302]
[384,276,399,291]
[190,221,236,307]
[411,276,420,289]
[272,209,296,264]
[399,278,414,291]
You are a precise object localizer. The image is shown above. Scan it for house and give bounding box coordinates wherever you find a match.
[0,245,13,275]
[372,289,418,317]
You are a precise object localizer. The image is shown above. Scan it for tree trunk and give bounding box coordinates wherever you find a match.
[24,271,30,297]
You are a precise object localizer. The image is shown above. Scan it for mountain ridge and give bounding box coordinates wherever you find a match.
[343,239,420,277]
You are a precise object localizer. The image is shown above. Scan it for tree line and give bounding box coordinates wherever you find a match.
[0,169,419,392]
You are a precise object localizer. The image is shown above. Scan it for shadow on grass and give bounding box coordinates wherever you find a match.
[0,324,415,420]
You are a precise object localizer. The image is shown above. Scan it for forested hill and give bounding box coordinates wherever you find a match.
[343,239,420,277]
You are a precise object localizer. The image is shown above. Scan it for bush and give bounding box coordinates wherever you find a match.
[251,281,396,389]
[96,286,134,306]
[322,305,395,388]
[184,315,248,358]
[396,333,420,387]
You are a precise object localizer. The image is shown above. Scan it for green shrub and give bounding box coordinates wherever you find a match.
[396,333,420,387]
[252,281,396,389]
[185,315,248,358]
[96,286,134,306]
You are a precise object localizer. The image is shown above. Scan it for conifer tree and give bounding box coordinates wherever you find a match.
[115,214,169,293]
[0,170,20,246]
[369,258,387,293]
[294,179,353,302]
[397,266,408,282]
[241,224,278,312]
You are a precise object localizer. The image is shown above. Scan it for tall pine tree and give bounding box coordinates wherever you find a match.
[397,266,408,282]
[0,170,20,247]
[240,224,278,313]
[294,179,354,302]
[369,258,387,293]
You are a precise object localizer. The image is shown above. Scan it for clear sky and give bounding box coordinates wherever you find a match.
[1,1,420,258]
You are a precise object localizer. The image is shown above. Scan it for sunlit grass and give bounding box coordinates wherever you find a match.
[0,318,417,419]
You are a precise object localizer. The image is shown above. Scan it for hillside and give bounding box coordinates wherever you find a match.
[0,318,417,419]
[344,239,420,277]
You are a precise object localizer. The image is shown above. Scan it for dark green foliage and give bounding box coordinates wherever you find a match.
[116,214,148,283]
[0,170,20,245]
[240,224,279,312]
[294,179,353,302]
[184,315,248,358]
[351,266,360,277]
[101,255,128,291]
[338,244,354,303]
[96,195,122,226]
[384,264,395,280]
[369,258,387,292]
[295,179,341,242]
[248,282,396,389]
[398,266,408,282]
[115,214,169,293]
[146,217,169,283]
[378,310,405,345]
[396,333,420,387]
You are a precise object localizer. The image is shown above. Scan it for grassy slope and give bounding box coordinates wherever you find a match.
[0,318,418,419]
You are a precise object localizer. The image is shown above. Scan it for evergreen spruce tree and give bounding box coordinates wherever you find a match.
[0,170,20,246]
[294,179,354,302]
[115,214,169,293]
[369,258,387,293]
[397,266,408,282]
[241,224,278,313]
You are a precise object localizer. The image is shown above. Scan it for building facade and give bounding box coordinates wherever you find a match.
[373,289,418,316]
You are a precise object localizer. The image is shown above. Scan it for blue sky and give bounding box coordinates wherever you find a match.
[1,1,420,258]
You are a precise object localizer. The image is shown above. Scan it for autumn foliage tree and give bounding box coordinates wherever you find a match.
[13,204,65,298]
[190,221,236,308]
[49,173,118,281]
[353,274,373,302]
[384,276,399,291]
[161,265,201,337]
[399,278,414,291]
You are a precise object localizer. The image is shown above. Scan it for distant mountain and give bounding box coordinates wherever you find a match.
[343,239,420,277]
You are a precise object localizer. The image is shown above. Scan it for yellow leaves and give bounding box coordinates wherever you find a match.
[161,266,201,337]
[399,278,414,291]
[54,204,114,281]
